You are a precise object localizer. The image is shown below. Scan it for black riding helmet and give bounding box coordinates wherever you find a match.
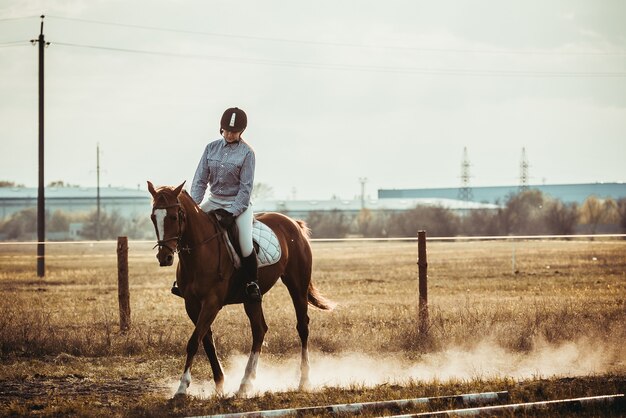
[220,107,247,134]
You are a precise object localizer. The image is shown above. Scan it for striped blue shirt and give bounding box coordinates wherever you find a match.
[191,138,255,216]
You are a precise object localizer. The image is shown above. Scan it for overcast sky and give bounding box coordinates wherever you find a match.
[1,1,625,200]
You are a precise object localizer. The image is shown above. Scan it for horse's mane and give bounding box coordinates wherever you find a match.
[179,189,194,204]
[179,189,212,216]
[153,186,199,211]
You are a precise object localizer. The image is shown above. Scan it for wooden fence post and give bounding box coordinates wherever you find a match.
[417,230,429,335]
[117,236,131,331]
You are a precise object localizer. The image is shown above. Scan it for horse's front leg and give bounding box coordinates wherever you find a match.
[202,330,224,395]
[176,329,198,396]
[176,300,221,397]
[237,302,268,397]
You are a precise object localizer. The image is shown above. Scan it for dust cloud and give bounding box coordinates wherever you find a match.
[168,337,621,398]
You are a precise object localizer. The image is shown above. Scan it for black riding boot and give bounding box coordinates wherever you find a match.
[242,252,262,303]
[171,280,183,298]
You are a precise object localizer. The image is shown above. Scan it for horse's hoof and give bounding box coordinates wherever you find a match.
[298,379,311,391]
[175,384,189,397]
[236,383,253,398]
[175,370,191,397]
[215,382,225,396]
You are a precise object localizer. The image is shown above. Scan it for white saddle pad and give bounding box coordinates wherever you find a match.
[252,219,281,267]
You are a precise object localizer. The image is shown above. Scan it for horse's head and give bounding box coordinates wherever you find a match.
[147,180,186,266]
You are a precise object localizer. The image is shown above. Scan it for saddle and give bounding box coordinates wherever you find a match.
[219,215,281,268]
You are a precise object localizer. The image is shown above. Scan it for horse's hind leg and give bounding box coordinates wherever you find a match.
[288,286,310,390]
[202,330,224,394]
[237,302,268,396]
[283,278,311,390]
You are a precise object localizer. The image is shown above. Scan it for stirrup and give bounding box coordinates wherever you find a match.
[245,281,262,302]
[171,281,183,298]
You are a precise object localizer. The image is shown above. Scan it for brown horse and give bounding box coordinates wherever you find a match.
[147,181,335,396]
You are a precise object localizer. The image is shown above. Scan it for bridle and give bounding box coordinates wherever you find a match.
[151,201,186,254]
[151,199,223,254]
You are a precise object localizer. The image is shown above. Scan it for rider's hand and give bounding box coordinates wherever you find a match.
[215,209,235,228]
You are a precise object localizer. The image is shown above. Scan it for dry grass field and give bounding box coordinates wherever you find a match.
[0,237,625,416]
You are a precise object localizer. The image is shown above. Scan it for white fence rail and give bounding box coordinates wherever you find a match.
[0,233,625,246]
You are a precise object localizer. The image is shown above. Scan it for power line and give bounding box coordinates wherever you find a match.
[0,40,30,48]
[0,15,39,22]
[45,15,626,57]
[53,41,626,78]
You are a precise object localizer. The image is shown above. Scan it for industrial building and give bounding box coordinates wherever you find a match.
[379,182,626,205]
[0,186,497,223]
[2,182,623,240]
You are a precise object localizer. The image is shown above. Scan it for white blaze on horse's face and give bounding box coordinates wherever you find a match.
[154,209,167,241]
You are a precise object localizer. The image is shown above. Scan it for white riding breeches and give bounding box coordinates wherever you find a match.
[200,196,254,257]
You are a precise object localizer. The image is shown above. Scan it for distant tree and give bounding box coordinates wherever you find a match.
[491,200,510,235]
[0,208,91,239]
[47,180,79,188]
[364,210,392,238]
[48,210,71,233]
[80,210,126,240]
[350,209,391,238]
[0,208,37,239]
[252,182,274,200]
[387,205,460,237]
[579,196,618,234]
[603,198,618,224]
[426,206,461,237]
[543,200,579,235]
[125,215,154,240]
[355,208,373,237]
[0,181,24,188]
[617,198,626,233]
[306,210,350,238]
[499,190,546,235]
[461,208,500,236]
[579,196,603,232]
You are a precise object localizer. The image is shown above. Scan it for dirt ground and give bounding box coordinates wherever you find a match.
[1,364,624,417]
[1,239,625,416]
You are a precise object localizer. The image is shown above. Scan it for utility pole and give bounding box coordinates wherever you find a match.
[358,177,368,209]
[31,15,49,277]
[96,143,101,240]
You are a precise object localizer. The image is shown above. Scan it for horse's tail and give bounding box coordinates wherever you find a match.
[308,283,336,311]
[295,219,311,239]
[294,218,335,310]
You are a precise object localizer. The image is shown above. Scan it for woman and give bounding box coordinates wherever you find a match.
[172,107,261,302]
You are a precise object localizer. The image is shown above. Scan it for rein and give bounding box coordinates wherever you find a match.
[178,229,223,254]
